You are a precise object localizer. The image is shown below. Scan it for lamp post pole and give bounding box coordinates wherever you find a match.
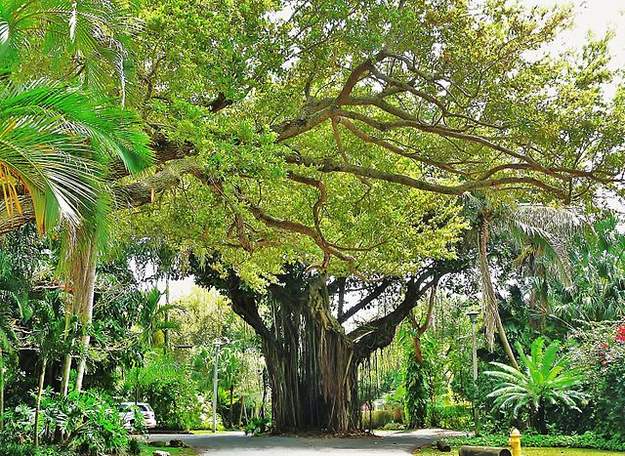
[467,310,479,435]
[212,337,230,433]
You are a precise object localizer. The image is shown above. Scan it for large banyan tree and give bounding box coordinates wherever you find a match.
[190,261,468,433]
[3,0,625,433]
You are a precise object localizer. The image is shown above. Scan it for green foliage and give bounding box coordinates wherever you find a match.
[446,432,625,452]
[1,390,129,455]
[0,443,74,456]
[361,410,397,430]
[403,354,430,428]
[428,403,472,431]
[551,217,625,322]
[486,338,586,433]
[127,438,142,456]
[568,321,625,440]
[41,390,129,455]
[243,416,270,436]
[123,354,201,431]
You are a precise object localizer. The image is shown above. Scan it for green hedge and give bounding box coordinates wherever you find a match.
[447,432,625,452]
[361,409,403,429]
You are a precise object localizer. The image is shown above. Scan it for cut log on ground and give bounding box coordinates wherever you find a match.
[459,446,512,456]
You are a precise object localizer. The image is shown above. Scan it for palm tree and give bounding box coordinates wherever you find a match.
[0,80,152,233]
[1,0,152,394]
[0,0,137,104]
[485,337,586,434]
[0,303,17,432]
[551,216,625,323]
[137,287,181,350]
[469,195,584,368]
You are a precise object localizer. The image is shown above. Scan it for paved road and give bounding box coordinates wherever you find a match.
[148,429,465,455]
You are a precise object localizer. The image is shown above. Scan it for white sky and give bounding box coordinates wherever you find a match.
[533,0,625,68]
[164,0,625,303]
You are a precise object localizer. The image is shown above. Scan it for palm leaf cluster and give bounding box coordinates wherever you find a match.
[486,338,586,420]
[0,0,141,103]
[0,79,151,233]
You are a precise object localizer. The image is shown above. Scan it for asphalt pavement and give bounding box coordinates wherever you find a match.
[148,429,465,455]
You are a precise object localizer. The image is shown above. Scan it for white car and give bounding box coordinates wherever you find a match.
[118,402,157,430]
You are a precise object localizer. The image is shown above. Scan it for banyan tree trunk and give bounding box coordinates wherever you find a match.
[264,275,359,434]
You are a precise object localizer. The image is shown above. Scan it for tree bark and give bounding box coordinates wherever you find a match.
[227,273,359,433]
[478,216,519,369]
[203,264,447,434]
[75,243,97,393]
[263,275,358,433]
[34,356,47,447]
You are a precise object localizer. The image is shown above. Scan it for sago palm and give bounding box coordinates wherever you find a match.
[485,337,586,434]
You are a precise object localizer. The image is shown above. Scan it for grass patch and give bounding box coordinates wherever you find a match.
[416,447,624,456]
[139,444,197,456]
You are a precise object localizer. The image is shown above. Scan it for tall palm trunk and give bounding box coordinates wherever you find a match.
[60,231,98,394]
[0,346,4,431]
[74,240,97,392]
[34,356,47,447]
[61,296,76,396]
[478,216,519,369]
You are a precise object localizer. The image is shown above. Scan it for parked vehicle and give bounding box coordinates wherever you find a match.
[118,402,157,430]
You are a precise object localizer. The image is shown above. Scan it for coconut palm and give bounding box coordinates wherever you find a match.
[469,195,584,368]
[485,337,586,434]
[1,0,151,394]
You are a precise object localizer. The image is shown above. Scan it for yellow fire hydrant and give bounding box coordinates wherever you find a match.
[509,428,522,456]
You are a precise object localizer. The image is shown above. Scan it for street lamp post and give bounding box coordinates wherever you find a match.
[212,337,230,433]
[467,309,479,435]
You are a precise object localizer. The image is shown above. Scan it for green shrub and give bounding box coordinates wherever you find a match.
[382,421,405,430]
[361,410,395,429]
[1,390,128,455]
[123,354,202,430]
[41,390,129,455]
[447,432,625,452]
[429,403,473,431]
[244,416,271,436]
[0,443,74,456]
[127,438,142,455]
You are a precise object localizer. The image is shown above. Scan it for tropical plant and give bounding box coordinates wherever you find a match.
[468,196,585,368]
[123,353,201,430]
[551,216,625,323]
[486,337,586,434]
[136,287,181,349]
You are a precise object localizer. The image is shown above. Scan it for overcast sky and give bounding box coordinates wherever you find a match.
[164,0,625,302]
[533,0,625,69]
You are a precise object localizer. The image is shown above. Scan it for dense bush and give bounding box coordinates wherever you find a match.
[567,321,625,441]
[447,432,625,452]
[0,390,129,456]
[0,443,74,456]
[361,410,396,429]
[123,354,202,430]
[42,391,129,455]
[428,403,472,431]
